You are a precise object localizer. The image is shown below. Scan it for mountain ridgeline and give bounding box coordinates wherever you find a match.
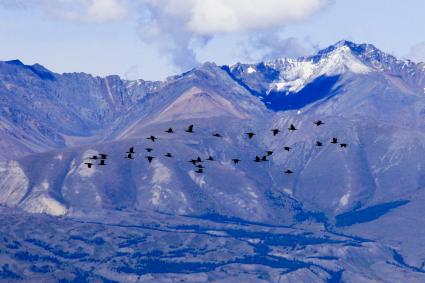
[2,41,425,281]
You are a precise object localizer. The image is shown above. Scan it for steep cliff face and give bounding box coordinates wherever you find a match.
[0,59,160,160]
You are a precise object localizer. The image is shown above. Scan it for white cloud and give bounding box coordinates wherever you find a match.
[188,0,330,34]
[144,0,330,35]
[139,0,331,71]
[51,0,128,22]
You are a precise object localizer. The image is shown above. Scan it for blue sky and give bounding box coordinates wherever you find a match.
[0,0,424,81]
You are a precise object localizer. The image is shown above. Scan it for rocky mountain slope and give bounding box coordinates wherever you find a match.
[1,41,425,281]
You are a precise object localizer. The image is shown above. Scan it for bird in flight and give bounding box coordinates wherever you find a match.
[288,124,297,131]
[284,146,291,152]
[147,136,158,142]
[261,155,268,161]
[189,159,199,165]
[316,141,323,147]
[245,132,255,139]
[266,150,273,156]
[165,152,173,157]
[206,156,214,161]
[196,157,203,163]
[146,156,155,163]
[271,129,280,136]
[99,154,108,159]
[98,159,107,166]
[284,169,294,174]
[84,162,93,168]
[125,153,134,160]
[213,133,222,137]
[232,159,241,164]
[340,143,348,148]
[254,156,261,162]
[145,148,153,152]
[331,138,338,144]
[196,164,205,169]
[165,128,174,133]
[185,125,194,133]
[127,147,135,154]
[314,120,324,126]
[89,155,98,160]
[195,168,204,174]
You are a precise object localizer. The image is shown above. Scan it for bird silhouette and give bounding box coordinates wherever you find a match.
[189,159,198,165]
[195,168,204,174]
[232,159,241,164]
[99,154,108,159]
[147,136,158,142]
[196,157,203,163]
[266,150,273,156]
[284,146,291,152]
[127,147,135,154]
[316,141,323,147]
[206,156,214,161]
[165,152,173,157]
[165,128,174,133]
[314,120,324,126]
[271,129,280,136]
[125,153,134,159]
[196,164,205,169]
[185,125,194,133]
[288,124,297,131]
[89,155,98,160]
[212,133,222,137]
[98,159,107,166]
[84,162,93,168]
[145,147,153,152]
[340,143,348,148]
[331,138,338,144]
[254,156,261,162]
[245,132,255,139]
[261,155,268,161]
[284,169,293,174]
[146,156,155,163]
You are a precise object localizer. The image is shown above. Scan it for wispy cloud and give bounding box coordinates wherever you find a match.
[1,0,128,22]
[242,34,317,62]
[409,42,425,63]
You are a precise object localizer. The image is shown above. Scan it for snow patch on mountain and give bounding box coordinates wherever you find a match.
[339,191,351,207]
[247,67,257,74]
[55,154,63,161]
[0,161,29,206]
[22,195,67,216]
[189,170,206,188]
[21,180,67,216]
[151,160,172,184]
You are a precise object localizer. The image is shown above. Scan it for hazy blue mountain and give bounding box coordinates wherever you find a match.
[1,41,425,282]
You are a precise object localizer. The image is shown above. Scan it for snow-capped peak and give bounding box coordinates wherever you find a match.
[268,43,371,93]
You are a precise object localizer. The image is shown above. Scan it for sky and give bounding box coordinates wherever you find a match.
[0,0,424,81]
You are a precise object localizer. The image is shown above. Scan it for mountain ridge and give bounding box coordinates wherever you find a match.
[2,40,425,281]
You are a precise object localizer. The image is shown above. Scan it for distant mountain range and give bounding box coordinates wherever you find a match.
[1,41,425,282]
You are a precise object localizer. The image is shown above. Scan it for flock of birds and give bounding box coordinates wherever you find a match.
[83,121,348,175]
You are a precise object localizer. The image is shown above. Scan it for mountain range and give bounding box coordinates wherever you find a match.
[1,41,425,282]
